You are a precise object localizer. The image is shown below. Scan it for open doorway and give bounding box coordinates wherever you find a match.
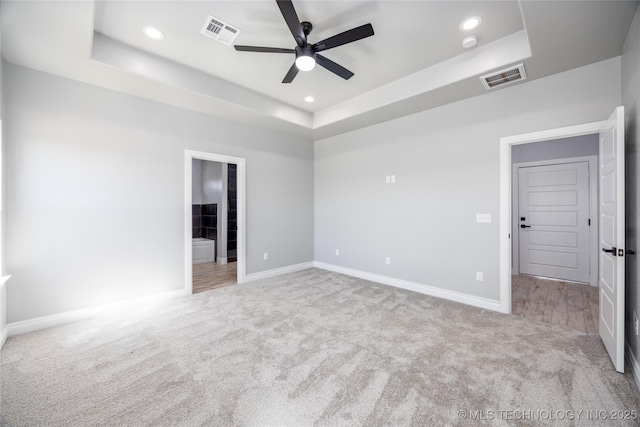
[510,136,599,334]
[191,160,237,293]
[184,150,246,294]
[499,108,626,372]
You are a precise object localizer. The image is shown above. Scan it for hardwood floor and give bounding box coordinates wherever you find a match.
[512,274,599,334]
[193,262,237,294]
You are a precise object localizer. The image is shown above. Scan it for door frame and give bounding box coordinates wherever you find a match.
[512,156,598,286]
[184,150,246,293]
[499,121,606,313]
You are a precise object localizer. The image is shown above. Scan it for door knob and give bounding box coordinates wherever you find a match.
[628,250,636,255]
[520,225,531,228]
[602,247,617,255]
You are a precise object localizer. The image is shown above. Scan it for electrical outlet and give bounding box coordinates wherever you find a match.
[634,311,639,336]
[385,175,391,183]
[476,272,484,282]
[336,249,340,256]
[391,175,396,183]
[476,213,492,223]
[263,252,268,261]
[386,257,391,265]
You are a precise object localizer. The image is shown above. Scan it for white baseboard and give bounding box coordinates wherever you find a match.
[0,325,7,351]
[0,275,9,350]
[244,262,315,283]
[3,261,503,340]
[217,256,228,265]
[6,260,316,338]
[6,289,189,338]
[625,342,640,392]
[313,262,504,313]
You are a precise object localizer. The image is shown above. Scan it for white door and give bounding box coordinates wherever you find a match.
[518,162,591,282]
[599,106,625,373]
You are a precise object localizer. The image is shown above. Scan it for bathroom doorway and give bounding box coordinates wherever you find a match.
[191,160,237,293]
[184,150,246,294]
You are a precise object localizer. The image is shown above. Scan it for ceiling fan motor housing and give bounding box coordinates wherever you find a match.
[301,21,313,37]
[295,45,316,60]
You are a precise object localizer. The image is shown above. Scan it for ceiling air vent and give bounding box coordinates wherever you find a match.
[201,15,241,46]
[479,64,527,90]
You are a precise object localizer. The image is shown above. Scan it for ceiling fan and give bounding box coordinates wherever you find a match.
[234,0,374,83]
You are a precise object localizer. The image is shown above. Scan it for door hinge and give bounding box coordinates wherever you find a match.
[588,219,591,226]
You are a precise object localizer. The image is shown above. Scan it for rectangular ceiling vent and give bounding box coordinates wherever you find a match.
[479,64,527,90]
[201,15,241,46]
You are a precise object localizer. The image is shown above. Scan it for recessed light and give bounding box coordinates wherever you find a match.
[460,17,482,31]
[462,35,478,49]
[304,96,315,103]
[143,26,165,40]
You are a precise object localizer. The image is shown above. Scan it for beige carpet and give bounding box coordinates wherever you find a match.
[1,269,639,426]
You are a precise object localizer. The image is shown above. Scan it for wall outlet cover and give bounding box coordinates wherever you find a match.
[476,213,492,223]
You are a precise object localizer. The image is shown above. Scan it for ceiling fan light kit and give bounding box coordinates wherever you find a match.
[295,45,316,71]
[233,0,374,83]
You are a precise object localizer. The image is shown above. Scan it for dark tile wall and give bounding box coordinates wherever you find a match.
[227,164,237,262]
[192,203,217,240]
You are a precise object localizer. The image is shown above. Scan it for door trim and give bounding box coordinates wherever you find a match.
[184,150,246,293]
[511,156,598,286]
[499,121,606,313]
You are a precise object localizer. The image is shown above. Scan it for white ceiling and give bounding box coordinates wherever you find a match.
[2,1,638,139]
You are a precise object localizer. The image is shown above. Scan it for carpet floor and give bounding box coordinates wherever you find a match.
[1,269,639,426]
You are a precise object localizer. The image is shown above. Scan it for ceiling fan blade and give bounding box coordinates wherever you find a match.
[276,0,306,47]
[316,55,354,80]
[282,62,299,83]
[313,23,374,52]
[234,45,295,54]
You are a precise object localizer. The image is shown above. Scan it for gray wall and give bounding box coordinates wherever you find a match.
[4,64,314,323]
[1,23,6,342]
[622,5,640,369]
[201,161,222,206]
[199,159,224,256]
[511,134,598,164]
[314,57,621,302]
[192,159,223,205]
